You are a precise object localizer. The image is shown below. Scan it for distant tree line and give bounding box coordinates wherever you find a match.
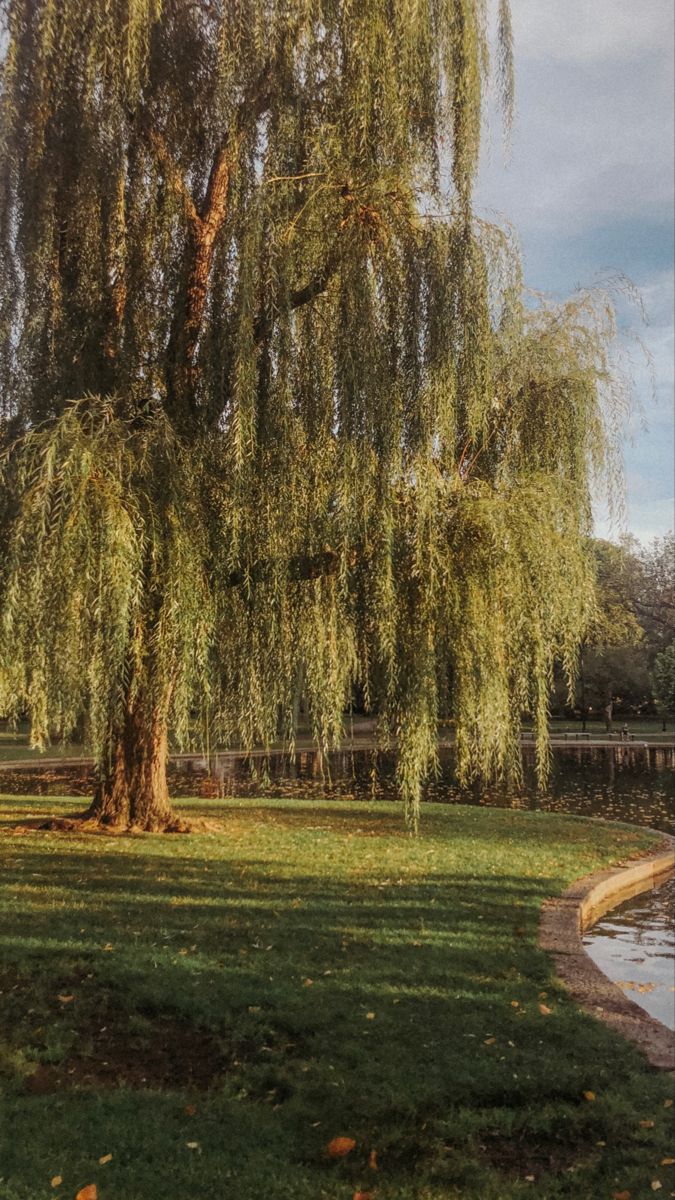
[550,534,674,726]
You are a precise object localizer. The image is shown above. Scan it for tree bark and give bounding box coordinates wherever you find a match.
[90,696,178,831]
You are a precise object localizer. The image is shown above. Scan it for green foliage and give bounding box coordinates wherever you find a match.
[652,640,675,719]
[585,541,644,650]
[0,0,627,823]
[0,398,213,758]
[560,536,674,718]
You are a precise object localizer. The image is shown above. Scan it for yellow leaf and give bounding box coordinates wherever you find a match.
[57,995,74,1004]
[663,1099,673,1108]
[98,1154,112,1165]
[539,1004,552,1016]
[583,1091,596,1102]
[327,1136,356,1158]
[365,1011,375,1020]
[484,1037,496,1045]
[50,1178,62,1189]
[76,1188,97,1200]
[640,1120,655,1129]
[660,1158,675,1166]
[368,1149,378,1171]
[303,978,313,987]
[650,1182,662,1192]
[510,1000,519,1008]
[186,1141,199,1150]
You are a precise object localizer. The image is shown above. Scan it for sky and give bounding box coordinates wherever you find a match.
[476,0,674,544]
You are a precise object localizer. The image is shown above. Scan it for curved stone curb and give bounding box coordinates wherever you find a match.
[540,838,675,1071]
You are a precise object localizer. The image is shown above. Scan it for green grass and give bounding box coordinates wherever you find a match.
[0,795,673,1200]
[546,720,672,738]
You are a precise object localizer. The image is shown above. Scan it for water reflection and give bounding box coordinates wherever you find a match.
[2,743,673,833]
[583,876,675,1030]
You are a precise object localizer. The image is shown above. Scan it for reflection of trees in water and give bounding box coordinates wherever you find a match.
[1,746,672,831]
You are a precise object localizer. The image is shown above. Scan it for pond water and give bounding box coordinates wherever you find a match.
[1,742,673,832]
[583,876,675,1030]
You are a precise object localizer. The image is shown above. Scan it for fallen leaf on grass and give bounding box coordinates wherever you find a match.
[484,1037,496,1045]
[184,1104,197,1116]
[303,979,314,987]
[510,1000,519,1008]
[98,1154,112,1165]
[612,1191,630,1200]
[640,1120,655,1129]
[50,1178,62,1189]
[186,1141,200,1150]
[353,1192,373,1200]
[365,1012,375,1019]
[651,1183,662,1192]
[368,1150,378,1171]
[663,1100,673,1108]
[661,1158,675,1166]
[76,1188,97,1200]
[327,1137,356,1158]
[583,1091,596,1102]
[539,1004,552,1016]
[57,995,74,1004]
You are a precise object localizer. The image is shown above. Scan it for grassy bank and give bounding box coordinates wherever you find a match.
[0,796,672,1200]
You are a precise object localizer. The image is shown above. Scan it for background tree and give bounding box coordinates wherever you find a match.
[575,539,645,730]
[0,0,625,829]
[652,640,675,731]
[625,534,674,655]
[553,535,674,726]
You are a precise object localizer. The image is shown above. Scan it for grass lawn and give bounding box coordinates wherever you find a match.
[0,795,673,1200]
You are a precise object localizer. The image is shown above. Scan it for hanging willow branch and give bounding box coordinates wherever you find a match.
[0,0,626,827]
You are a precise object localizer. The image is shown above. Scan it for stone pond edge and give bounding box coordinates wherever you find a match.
[539,836,675,1071]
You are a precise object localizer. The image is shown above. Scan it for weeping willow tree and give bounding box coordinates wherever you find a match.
[0,0,624,830]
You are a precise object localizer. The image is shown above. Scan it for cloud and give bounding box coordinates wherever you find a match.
[478,2,674,542]
[595,496,674,545]
[510,0,674,64]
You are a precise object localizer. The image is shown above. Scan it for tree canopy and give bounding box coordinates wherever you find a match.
[0,0,626,828]
[652,640,675,723]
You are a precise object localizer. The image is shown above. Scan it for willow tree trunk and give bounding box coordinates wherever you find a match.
[90,695,177,831]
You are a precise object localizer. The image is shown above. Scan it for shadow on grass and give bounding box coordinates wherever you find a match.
[0,804,669,1200]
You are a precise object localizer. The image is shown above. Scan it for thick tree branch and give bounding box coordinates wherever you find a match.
[145,125,199,228]
[253,246,340,345]
[289,248,340,309]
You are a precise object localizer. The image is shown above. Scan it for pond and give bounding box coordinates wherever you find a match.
[4,742,672,831]
[583,875,675,1031]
